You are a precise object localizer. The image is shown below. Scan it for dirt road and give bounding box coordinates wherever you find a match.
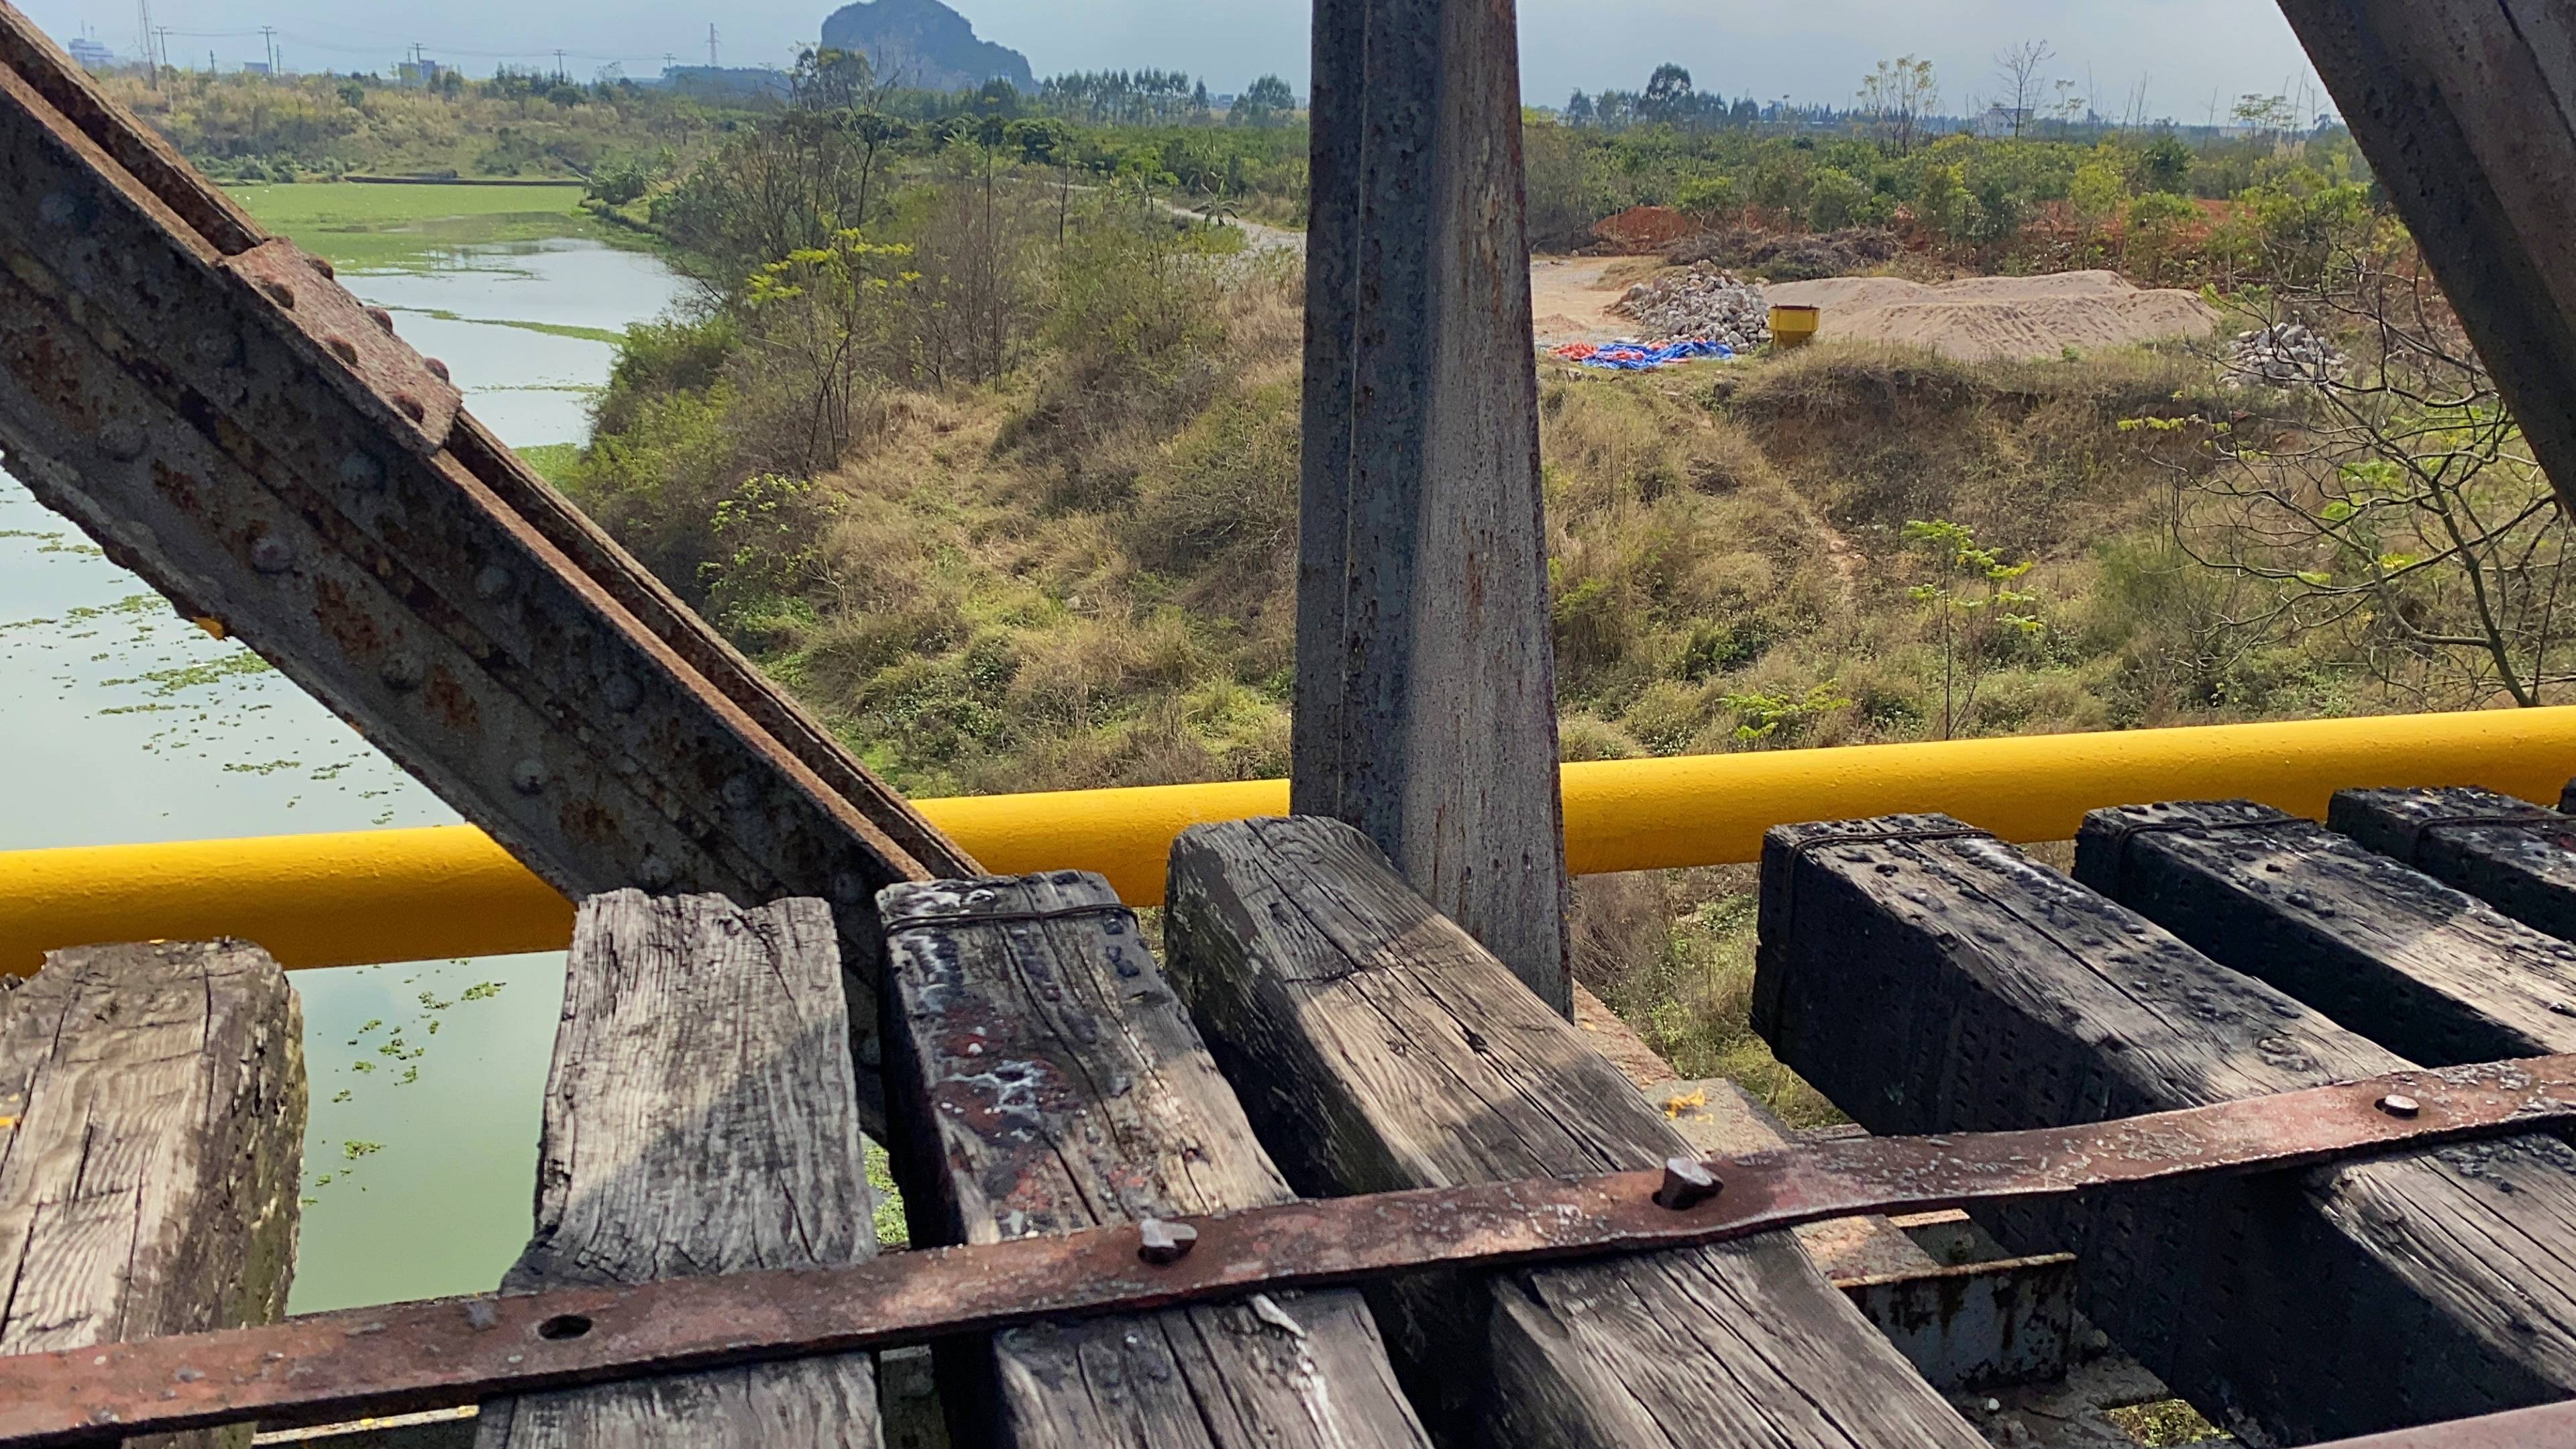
[1531,257,1636,347]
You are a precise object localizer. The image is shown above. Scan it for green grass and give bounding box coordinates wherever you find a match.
[394,308,627,346]
[515,443,580,486]
[227,182,627,272]
[2104,1400,2226,1444]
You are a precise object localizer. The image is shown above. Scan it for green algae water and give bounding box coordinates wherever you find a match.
[0,182,685,1312]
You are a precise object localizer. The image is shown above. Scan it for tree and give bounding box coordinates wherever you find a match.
[2233,92,2295,146]
[1992,40,2053,140]
[1807,168,1870,229]
[1904,520,2041,738]
[789,46,874,112]
[2070,150,2127,224]
[742,229,917,469]
[1858,56,1938,155]
[1565,90,1595,126]
[2176,234,2576,708]
[1913,161,1969,239]
[1232,74,1295,127]
[1642,63,1695,125]
[2136,133,2192,193]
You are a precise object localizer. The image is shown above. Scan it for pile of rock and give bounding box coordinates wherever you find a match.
[2224,323,2346,390]
[1613,268,1773,351]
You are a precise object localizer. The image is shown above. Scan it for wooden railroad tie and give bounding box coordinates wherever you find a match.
[879,871,1431,1448]
[476,892,890,1448]
[1163,816,1991,1447]
[1756,813,2576,1445]
[22,840,2576,1444]
[2077,798,2576,1067]
[2332,785,2576,946]
[0,941,303,1449]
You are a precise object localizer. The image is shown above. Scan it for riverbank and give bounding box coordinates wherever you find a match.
[1,182,687,1313]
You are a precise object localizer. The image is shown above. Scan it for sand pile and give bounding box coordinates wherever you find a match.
[1764,270,2222,362]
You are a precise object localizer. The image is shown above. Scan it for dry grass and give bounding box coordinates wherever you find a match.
[576,237,2395,1105]
[1569,869,1842,1126]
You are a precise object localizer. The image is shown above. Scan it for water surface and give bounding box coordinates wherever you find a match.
[1,184,685,1311]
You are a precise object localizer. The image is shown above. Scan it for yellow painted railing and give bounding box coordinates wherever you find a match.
[7,706,2576,973]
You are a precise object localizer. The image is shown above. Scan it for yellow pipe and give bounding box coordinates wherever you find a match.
[5,708,2574,973]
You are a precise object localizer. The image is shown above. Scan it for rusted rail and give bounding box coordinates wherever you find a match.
[0,3,971,1120]
[2,1053,2570,1446]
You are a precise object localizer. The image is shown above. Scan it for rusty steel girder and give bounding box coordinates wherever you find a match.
[0,5,973,1112]
[3,1052,2572,1445]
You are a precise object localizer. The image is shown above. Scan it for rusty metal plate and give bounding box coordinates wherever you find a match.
[221,238,462,451]
[3,1054,2571,1446]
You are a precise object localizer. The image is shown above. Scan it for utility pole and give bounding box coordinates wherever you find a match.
[258,25,276,73]
[553,48,568,83]
[135,0,157,89]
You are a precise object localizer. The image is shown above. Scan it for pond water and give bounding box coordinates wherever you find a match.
[0,185,689,1312]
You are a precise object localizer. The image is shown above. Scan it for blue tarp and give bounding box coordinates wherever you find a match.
[1560,338,1737,370]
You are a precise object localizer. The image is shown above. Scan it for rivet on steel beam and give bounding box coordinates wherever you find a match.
[636,853,678,891]
[425,358,451,382]
[97,420,146,462]
[2377,1093,2422,1119]
[1654,1157,1721,1210]
[473,566,515,600]
[338,451,385,490]
[367,307,396,334]
[510,759,547,796]
[37,191,78,229]
[306,254,337,280]
[602,673,643,713]
[392,392,427,423]
[380,653,425,692]
[1138,1218,1198,1266]
[191,332,233,368]
[722,773,760,810]
[830,871,871,906]
[248,535,293,574]
[325,335,360,366]
[260,280,296,309]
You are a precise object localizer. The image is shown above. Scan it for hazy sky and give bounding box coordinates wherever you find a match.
[28,0,2326,121]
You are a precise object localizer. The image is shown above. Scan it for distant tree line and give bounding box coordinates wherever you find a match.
[1567,65,1762,131]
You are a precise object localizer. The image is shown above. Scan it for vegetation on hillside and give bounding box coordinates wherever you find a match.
[151,42,2567,1117]
[96,49,1309,223]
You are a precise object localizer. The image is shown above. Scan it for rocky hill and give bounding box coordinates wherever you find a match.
[820,0,1034,95]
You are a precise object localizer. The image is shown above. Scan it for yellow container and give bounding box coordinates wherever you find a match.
[1770,304,1821,349]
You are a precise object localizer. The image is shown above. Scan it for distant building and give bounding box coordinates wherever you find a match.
[396,58,447,87]
[242,60,272,76]
[66,36,113,71]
